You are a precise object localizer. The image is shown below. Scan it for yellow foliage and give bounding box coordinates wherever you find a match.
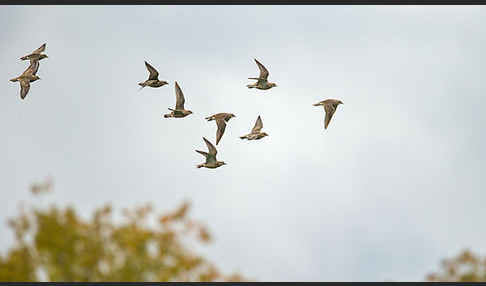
[0,181,244,282]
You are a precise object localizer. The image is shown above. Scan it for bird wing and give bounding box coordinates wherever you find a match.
[196,150,209,158]
[174,81,185,110]
[144,61,159,80]
[20,79,30,100]
[324,104,336,129]
[28,59,40,75]
[251,115,263,133]
[254,59,269,80]
[32,43,46,54]
[215,118,227,145]
[21,61,38,77]
[203,137,217,157]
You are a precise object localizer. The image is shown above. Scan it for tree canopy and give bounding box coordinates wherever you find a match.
[0,179,244,282]
[426,249,486,282]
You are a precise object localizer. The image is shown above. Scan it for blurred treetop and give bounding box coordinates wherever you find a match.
[426,249,486,282]
[0,178,245,282]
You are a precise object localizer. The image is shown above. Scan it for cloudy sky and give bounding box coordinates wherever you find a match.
[1,5,485,281]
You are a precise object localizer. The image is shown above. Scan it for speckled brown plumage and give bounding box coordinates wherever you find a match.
[163,81,192,118]
[240,115,269,140]
[205,113,236,145]
[195,137,226,169]
[20,43,48,62]
[313,99,344,129]
[10,59,41,100]
[139,61,168,89]
[247,58,277,90]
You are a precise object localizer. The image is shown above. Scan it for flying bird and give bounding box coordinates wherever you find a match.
[246,58,277,90]
[138,61,168,89]
[10,59,41,100]
[196,137,226,169]
[205,113,236,145]
[20,43,48,62]
[240,115,269,140]
[313,99,344,129]
[163,81,193,118]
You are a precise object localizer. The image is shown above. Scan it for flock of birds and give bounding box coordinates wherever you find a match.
[9,43,344,169]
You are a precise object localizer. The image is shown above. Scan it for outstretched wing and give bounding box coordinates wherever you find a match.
[324,104,336,129]
[203,137,217,156]
[196,150,209,158]
[32,43,46,54]
[174,81,185,110]
[251,115,263,133]
[144,61,159,80]
[254,58,269,80]
[215,118,227,145]
[19,79,30,100]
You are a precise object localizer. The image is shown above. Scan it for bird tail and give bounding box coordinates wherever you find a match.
[313,103,321,106]
[246,84,255,89]
[20,56,29,61]
[205,116,214,121]
[239,136,247,139]
[197,164,204,168]
[10,77,18,82]
[138,83,146,91]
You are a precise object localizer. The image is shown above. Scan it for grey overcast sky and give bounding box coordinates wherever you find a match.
[0,5,485,281]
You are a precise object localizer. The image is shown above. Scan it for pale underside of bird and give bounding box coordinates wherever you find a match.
[240,115,269,140]
[313,99,344,129]
[196,137,226,169]
[20,43,48,62]
[247,58,277,90]
[10,59,41,100]
[139,61,168,89]
[163,81,193,118]
[205,113,236,145]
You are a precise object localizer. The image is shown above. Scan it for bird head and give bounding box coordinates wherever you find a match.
[33,75,41,80]
[218,161,227,167]
[338,100,344,105]
[262,132,269,137]
[271,83,278,88]
[230,113,236,118]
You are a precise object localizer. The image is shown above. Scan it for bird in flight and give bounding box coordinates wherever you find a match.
[10,59,41,100]
[138,61,168,89]
[163,81,193,118]
[247,58,277,90]
[205,113,236,145]
[20,43,48,62]
[196,137,226,169]
[313,99,344,129]
[240,115,269,140]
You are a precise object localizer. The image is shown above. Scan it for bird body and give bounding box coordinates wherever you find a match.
[139,61,168,89]
[205,113,236,145]
[196,137,226,169]
[240,115,269,140]
[163,81,192,118]
[20,43,48,62]
[10,59,41,100]
[247,58,277,90]
[313,99,343,129]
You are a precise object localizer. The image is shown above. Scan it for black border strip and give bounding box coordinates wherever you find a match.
[1,0,485,5]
